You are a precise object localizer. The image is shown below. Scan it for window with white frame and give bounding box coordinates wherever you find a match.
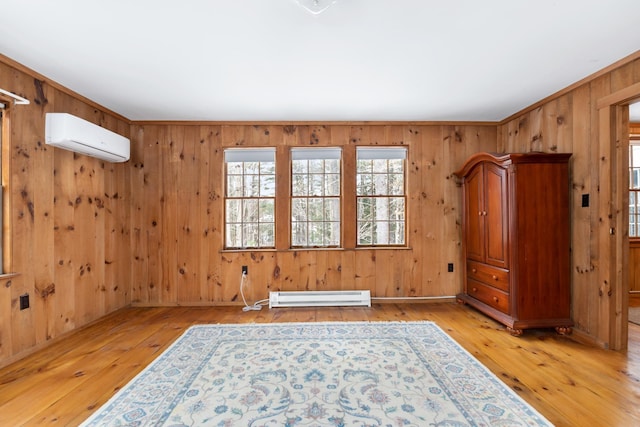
[224,148,276,249]
[356,147,407,246]
[630,139,640,238]
[0,105,3,271]
[291,148,341,247]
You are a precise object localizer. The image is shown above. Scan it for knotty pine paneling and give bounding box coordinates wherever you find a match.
[0,58,131,368]
[129,123,497,306]
[3,48,639,368]
[498,56,640,347]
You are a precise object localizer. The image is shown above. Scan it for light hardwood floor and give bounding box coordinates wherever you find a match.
[0,301,639,426]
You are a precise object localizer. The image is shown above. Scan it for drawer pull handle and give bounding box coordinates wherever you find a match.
[472,287,478,292]
[493,296,499,303]
[471,268,477,273]
[492,275,498,280]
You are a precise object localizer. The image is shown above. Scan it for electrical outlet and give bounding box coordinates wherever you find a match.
[19,293,29,310]
[242,265,248,275]
[581,194,589,207]
[447,263,454,272]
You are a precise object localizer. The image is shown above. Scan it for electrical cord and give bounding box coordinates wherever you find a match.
[240,271,267,312]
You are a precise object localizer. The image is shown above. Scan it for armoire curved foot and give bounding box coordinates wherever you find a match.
[507,327,523,336]
[555,326,573,335]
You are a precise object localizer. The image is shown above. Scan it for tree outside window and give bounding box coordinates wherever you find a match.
[224,148,276,249]
[224,146,408,251]
[356,147,407,246]
[291,148,341,247]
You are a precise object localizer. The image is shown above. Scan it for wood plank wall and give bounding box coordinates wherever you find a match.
[0,58,131,368]
[129,123,497,306]
[2,49,640,367]
[498,56,640,345]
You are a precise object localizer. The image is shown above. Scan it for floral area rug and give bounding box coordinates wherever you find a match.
[81,322,553,426]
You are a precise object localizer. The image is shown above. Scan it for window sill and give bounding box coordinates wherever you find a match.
[354,246,412,251]
[0,272,20,281]
[221,247,412,253]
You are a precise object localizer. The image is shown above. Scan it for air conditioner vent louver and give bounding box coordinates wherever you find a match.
[269,290,371,308]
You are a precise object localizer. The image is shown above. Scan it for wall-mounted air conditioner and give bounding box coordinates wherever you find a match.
[45,113,130,163]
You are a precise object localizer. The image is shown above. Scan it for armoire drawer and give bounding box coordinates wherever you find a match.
[467,260,509,292]
[467,278,509,314]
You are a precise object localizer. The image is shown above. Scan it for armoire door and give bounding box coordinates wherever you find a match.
[484,163,509,269]
[464,165,485,262]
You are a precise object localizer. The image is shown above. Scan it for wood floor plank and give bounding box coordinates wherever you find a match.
[0,303,638,427]
[0,308,170,404]
[26,324,191,426]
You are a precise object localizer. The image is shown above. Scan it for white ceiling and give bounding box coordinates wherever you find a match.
[1,0,639,122]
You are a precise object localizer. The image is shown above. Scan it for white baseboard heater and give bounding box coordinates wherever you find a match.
[269,290,371,308]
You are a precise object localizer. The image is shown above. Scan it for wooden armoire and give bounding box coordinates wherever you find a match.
[454,152,573,335]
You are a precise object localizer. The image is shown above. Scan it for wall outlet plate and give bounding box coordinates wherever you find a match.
[582,194,589,207]
[19,293,29,310]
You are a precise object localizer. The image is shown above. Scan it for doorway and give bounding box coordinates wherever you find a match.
[598,83,640,349]
[628,101,640,326]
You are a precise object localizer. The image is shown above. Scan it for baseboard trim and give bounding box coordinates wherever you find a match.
[130,297,458,307]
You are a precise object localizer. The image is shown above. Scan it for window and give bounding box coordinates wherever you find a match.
[0,105,3,272]
[356,147,407,246]
[224,148,276,249]
[223,145,408,251]
[291,148,341,247]
[630,139,640,238]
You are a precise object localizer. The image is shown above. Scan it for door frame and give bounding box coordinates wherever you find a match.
[596,82,640,350]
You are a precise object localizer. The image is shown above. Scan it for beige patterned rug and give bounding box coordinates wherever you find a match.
[80,322,553,426]
[630,307,640,325]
